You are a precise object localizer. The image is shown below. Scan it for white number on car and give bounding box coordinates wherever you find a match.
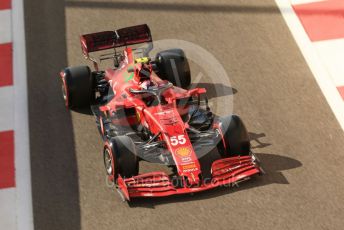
[170,135,186,146]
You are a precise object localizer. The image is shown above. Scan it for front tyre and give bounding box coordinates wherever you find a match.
[215,115,250,158]
[103,136,139,181]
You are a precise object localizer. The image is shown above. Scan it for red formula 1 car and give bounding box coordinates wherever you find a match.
[60,24,263,201]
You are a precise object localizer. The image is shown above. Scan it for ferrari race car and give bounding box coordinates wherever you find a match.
[60,24,263,201]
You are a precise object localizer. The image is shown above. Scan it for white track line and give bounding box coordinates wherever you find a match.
[275,0,344,131]
[0,188,17,230]
[0,86,14,131]
[0,9,12,44]
[12,0,34,229]
[313,38,344,86]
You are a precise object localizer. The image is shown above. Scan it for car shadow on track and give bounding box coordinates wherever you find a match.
[70,107,94,116]
[127,132,301,209]
[249,132,272,149]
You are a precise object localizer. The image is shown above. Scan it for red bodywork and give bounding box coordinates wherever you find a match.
[81,25,261,200]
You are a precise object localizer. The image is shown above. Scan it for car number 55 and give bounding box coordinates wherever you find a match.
[170,135,186,146]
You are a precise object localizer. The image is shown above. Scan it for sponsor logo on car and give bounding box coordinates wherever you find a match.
[181,156,192,162]
[181,163,198,172]
[175,147,191,157]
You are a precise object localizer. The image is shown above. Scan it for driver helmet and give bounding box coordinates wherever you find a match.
[135,63,153,89]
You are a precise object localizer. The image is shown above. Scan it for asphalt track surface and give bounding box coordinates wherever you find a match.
[24,0,344,229]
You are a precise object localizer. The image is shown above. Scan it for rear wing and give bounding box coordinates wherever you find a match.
[80,24,152,57]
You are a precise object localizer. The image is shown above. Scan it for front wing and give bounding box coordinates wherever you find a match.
[116,155,262,201]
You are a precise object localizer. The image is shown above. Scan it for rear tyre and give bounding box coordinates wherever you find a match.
[103,136,139,180]
[216,115,250,158]
[155,49,191,89]
[60,65,94,109]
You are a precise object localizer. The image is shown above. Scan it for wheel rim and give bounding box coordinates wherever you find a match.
[62,84,67,101]
[61,78,69,107]
[104,148,113,175]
